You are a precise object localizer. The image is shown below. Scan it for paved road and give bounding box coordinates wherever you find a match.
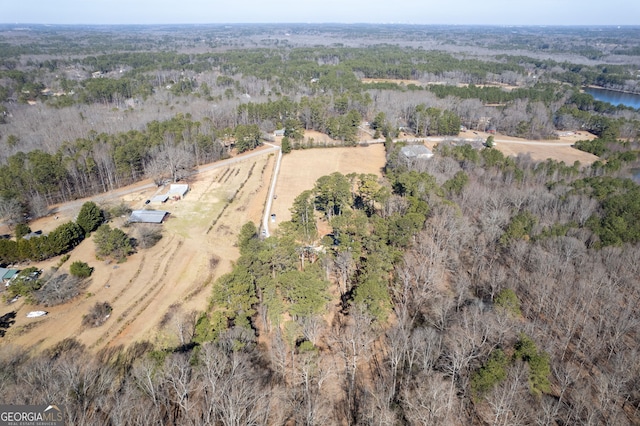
[196,145,279,174]
[487,139,574,146]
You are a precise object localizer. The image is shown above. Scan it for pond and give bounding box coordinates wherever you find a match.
[584,87,640,110]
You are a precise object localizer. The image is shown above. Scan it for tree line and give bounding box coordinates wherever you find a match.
[0,114,227,219]
[0,201,103,265]
[0,24,639,424]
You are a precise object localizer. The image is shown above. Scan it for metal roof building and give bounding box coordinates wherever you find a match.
[150,194,169,203]
[1,267,19,284]
[400,145,434,159]
[128,210,169,224]
[168,184,189,198]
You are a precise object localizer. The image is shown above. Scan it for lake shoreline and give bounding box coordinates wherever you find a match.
[584,84,640,96]
[583,86,640,109]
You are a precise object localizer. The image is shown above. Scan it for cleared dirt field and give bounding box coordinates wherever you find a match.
[458,130,599,165]
[361,78,422,86]
[362,78,520,91]
[270,144,387,226]
[1,152,276,351]
[0,144,388,352]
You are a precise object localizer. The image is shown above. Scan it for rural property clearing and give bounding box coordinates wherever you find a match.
[1,149,277,351]
[0,144,388,351]
[0,133,598,351]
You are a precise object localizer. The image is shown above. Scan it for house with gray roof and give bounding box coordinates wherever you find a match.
[400,145,434,160]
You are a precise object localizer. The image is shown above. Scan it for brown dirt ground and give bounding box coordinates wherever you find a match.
[270,144,387,227]
[366,78,520,91]
[361,78,422,86]
[1,153,274,352]
[458,130,599,165]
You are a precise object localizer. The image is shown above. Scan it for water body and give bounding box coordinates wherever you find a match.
[584,87,640,110]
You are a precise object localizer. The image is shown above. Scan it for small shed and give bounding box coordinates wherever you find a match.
[168,184,189,199]
[151,194,169,204]
[1,268,20,286]
[128,210,169,224]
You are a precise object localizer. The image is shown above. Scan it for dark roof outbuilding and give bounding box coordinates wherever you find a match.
[128,210,169,224]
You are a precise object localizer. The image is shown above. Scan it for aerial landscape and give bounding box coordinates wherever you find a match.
[0,1,639,424]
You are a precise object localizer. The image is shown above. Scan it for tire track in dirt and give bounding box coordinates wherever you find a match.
[245,157,269,201]
[182,160,266,304]
[196,169,225,203]
[98,233,175,317]
[32,263,120,344]
[182,272,213,303]
[78,246,145,346]
[206,162,256,234]
[91,237,183,349]
[109,234,176,306]
[23,250,152,349]
[100,159,263,346]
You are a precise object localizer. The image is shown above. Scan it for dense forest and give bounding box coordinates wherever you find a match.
[1,24,640,425]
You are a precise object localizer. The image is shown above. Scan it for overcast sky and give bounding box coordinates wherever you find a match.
[2,0,639,26]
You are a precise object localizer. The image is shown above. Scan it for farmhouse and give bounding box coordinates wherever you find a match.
[400,145,434,160]
[128,210,169,224]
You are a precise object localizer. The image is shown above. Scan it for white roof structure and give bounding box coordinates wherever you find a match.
[128,210,169,224]
[151,194,169,203]
[26,311,48,318]
[168,184,189,197]
[400,145,434,159]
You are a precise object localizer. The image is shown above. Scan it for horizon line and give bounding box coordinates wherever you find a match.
[1,22,639,28]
